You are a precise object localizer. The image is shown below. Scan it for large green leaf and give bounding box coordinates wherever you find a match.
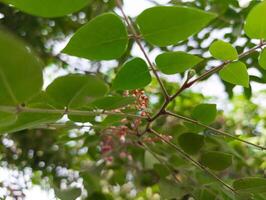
[0,104,62,134]
[219,61,249,87]
[2,0,91,18]
[209,40,238,61]
[178,132,204,155]
[46,74,108,109]
[159,179,182,199]
[54,187,82,200]
[233,177,266,194]
[112,58,151,90]
[200,151,232,171]
[144,151,159,169]
[136,6,216,46]
[155,51,203,74]
[91,96,135,110]
[259,48,266,69]
[0,111,17,127]
[63,13,128,60]
[244,1,266,39]
[0,29,43,106]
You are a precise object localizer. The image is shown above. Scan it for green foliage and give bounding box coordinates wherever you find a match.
[136,6,216,46]
[200,151,232,171]
[155,51,203,74]
[112,57,151,90]
[219,61,249,87]
[233,177,266,194]
[178,132,204,155]
[259,48,266,69]
[54,187,82,200]
[0,29,43,106]
[2,0,91,17]
[0,0,266,199]
[63,13,128,60]
[46,74,108,109]
[209,40,238,61]
[244,1,266,39]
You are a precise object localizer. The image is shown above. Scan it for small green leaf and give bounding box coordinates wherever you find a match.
[244,1,266,39]
[155,51,203,74]
[91,96,135,110]
[136,6,216,46]
[259,48,266,69]
[200,151,232,171]
[54,187,81,200]
[159,179,181,199]
[63,13,128,60]
[2,0,91,18]
[233,177,266,194]
[144,151,159,169]
[192,104,217,124]
[178,132,204,155]
[219,61,249,87]
[112,58,151,90]
[186,104,217,133]
[0,29,43,106]
[209,40,238,61]
[46,74,108,109]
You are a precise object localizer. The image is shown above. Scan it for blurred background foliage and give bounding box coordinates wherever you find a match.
[0,0,265,199]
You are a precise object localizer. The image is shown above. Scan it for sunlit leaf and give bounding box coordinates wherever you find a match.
[219,61,249,87]
[63,13,128,60]
[155,51,203,74]
[112,58,151,90]
[209,40,238,61]
[2,0,91,18]
[259,48,266,69]
[136,6,216,46]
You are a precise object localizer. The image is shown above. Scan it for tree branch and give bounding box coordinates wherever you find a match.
[115,0,169,99]
[148,128,236,193]
[165,111,266,150]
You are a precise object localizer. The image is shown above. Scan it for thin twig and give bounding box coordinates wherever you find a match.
[115,0,169,99]
[166,111,266,151]
[139,141,181,183]
[148,128,236,193]
[0,105,145,119]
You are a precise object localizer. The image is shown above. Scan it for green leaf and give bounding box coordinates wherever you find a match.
[209,40,238,61]
[233,177,266,194]
[0,112,17,127]
[200,151,232,171]
[159,179,182,199]
[54,187,81,200]
[0,105,62,134]
[91,96,135,110]
[186,104,217,132]
[144,151,159,169]
[219,61,249,87]
[136,6,216,46]
[0,29,43,106]
[2,0,91,18]
[178,132,204,155]
[259,48,266,69]
[46,74,108,109]
[155,51,203,74]
[192,104,217,124]
[63,13,128,60]
[244,1,266,39]
[112,58,151,90]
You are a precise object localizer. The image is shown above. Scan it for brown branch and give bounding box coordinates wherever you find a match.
[115,0,169,99]
[148,128,236,193]
[166,111,266,151]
